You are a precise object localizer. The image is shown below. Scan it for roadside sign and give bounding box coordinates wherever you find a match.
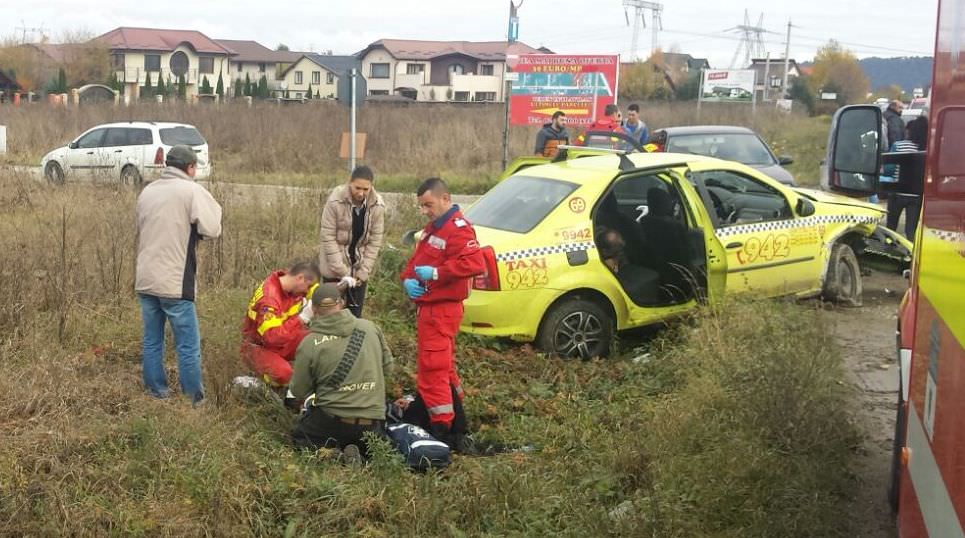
[339,132,367,160]
[699,69,756,103]
[504,72,519,82]
[337,71,366,107]
[509,54,620,126]
[821,92,838,100]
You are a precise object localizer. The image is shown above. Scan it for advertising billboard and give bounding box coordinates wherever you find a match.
[699,69,756,103]
[509,54,620,126]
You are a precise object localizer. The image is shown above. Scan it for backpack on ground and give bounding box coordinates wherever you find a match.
[385,422,451,471]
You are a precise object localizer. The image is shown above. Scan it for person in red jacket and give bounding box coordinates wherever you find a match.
[241,261,320,386]
[575,103,621,145]
[399,177,485,449]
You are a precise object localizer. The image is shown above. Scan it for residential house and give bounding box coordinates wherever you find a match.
[658,52,710,74]
[214,39,301,96]
[747,58,801,101]
[98,27,234,98]
[0,68,20,102]
[277,53,361,99]
[356,39,545,102]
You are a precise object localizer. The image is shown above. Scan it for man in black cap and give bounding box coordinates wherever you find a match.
[135,144,221,404]
[289,283,394,460]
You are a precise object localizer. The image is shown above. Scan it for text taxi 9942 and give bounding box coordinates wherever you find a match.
[459,140,911,359]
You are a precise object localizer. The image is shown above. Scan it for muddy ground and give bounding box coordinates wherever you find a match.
[827,270,907,538]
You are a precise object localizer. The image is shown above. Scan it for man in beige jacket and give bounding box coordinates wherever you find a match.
[135,145,222,403]
[319,165,385,317]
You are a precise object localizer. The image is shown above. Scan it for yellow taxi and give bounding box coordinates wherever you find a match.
[461,148,907,358]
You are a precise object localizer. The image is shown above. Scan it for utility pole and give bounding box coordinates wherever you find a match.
[762,52,771,102]
[781,19,792,99]
[623,0,663,60]
[350,68,357,172]
[502,0,522,171]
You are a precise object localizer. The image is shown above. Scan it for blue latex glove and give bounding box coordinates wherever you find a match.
[414,265,437,281]
[403,278,426,299]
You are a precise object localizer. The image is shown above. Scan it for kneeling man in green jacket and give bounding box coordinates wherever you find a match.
[290,283,394,460]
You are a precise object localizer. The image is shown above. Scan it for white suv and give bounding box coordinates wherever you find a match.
[41,121,211,185]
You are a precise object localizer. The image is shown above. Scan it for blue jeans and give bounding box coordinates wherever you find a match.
[138,294,204,402]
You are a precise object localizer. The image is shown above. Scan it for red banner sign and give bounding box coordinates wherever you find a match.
[509,54,620,127]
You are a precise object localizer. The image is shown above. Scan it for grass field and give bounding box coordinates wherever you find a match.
[0,100,829,193]
[0,169,864,536]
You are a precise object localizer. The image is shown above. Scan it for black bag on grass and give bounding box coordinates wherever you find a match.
[385,422,451,471]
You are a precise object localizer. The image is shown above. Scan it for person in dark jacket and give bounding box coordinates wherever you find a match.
[533,111,570,157]
[886,115,928,239]
[884,100,906,148]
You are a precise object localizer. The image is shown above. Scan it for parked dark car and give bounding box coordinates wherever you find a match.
[650,125,796,185]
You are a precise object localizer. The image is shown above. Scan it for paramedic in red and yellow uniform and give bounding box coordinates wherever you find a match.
[400,177,485,448]
[241,262,320,386]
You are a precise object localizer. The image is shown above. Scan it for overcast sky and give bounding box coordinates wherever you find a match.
[4,0,938,67]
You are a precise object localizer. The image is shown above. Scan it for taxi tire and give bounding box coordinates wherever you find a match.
[822,243,863,307]
[536,297,614,360]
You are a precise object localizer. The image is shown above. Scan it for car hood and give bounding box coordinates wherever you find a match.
[793,187,885,216]
[751,163,795,185]
[41,145,69,162]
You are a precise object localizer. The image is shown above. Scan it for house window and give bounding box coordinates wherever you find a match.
[474,91,496,102]
[259,62,266,73]
[450,64,465,75]
[454,91,470,101]
[236,62,243,72]
[199,57,214,74]
[326,72,335,84]
[144,54,161,72]
[111,53,125,71]
[480,64,494,76]
[406,63,425,75]
[294,71,303,85]
[312,71,320,84]
[769,76,782,88]
[369,90,389,96]
[370,63,390,78]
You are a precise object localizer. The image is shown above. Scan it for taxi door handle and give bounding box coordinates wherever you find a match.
[726,242,743,249]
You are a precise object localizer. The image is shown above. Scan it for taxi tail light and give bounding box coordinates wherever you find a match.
[473,246,500,291]
[153,147,164,165]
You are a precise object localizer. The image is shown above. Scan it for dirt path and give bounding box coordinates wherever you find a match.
[825,270,907,537]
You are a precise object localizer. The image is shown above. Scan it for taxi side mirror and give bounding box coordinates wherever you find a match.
[795,198,816,217]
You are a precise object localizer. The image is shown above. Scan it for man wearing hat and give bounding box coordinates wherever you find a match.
[289,283,394,458]
[135,145,222,403]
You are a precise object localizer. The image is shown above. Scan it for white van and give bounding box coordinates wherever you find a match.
[41,122,211,185]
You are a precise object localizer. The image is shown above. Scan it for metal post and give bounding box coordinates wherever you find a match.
[502,78,511,170]
[350,68,357,172]
[762,52,771,102]
[781,20,792,99]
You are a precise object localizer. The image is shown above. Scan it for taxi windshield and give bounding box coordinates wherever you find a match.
[465,175,578,233]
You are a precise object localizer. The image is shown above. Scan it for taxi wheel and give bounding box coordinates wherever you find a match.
[822,243,863,307]
[536,297,614,360]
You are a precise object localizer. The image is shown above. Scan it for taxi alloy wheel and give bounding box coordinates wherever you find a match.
[822,243,863,307]
[537,297,614,360]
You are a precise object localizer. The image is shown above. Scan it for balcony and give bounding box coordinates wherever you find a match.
[449,73,501,94]
[116,68,203,86]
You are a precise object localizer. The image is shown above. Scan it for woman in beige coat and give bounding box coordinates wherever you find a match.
[319,165,385,317]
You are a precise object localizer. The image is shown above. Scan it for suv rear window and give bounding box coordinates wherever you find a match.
[464,175,578,233]
[159,126,206,146]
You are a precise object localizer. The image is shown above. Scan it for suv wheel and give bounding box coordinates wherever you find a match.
[822,243,863,306]
[536,296,614,359]
[120,165,142,186]
[45,161,65,185]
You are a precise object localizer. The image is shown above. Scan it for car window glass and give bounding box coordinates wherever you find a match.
[608,173,684,224]
[666,133,775,165]
[464,175,578,233]
[103,128,129,147]
[128,128,153,146]
[159,126,205,146]
[697,170,791,227]
[75,129,106,149]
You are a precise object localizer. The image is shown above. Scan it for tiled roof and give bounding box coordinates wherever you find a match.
[96,27,233,54]
[214,39,302,63]
[359,39,543,61]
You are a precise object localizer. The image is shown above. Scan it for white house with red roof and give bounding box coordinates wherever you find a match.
[356,39,546,102]
[98,27,234,98]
